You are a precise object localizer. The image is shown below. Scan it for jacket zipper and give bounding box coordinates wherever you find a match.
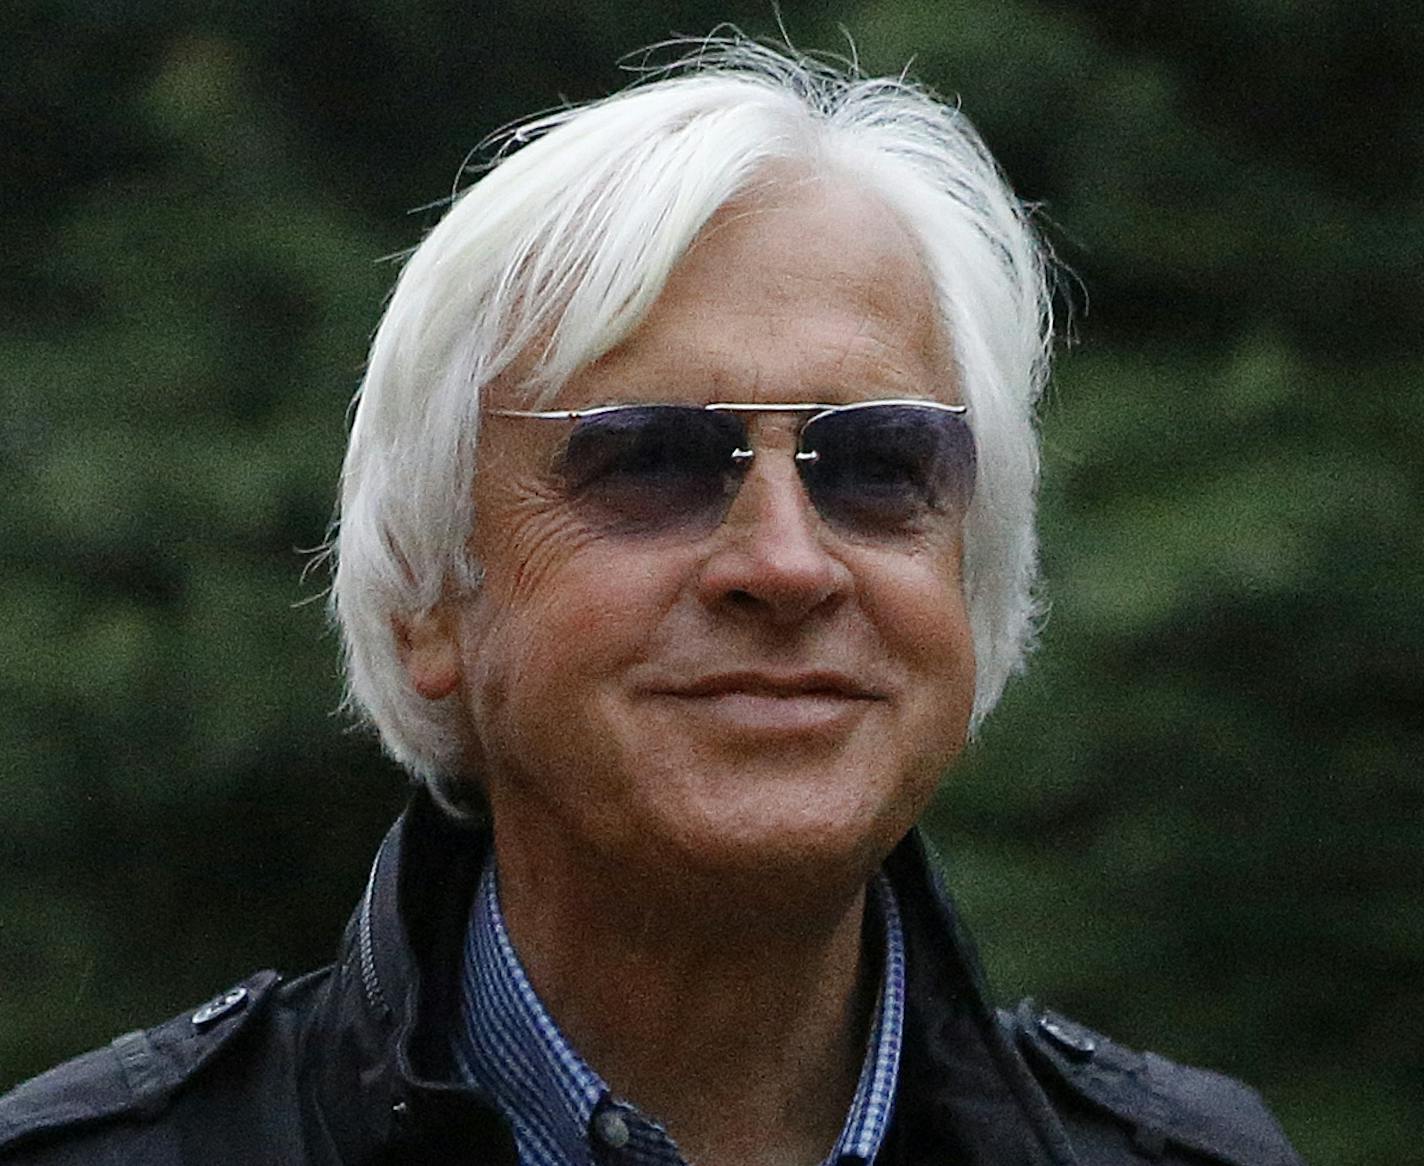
[357,834,392,1019]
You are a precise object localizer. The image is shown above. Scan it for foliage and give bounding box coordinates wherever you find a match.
[3,2,1419,1162]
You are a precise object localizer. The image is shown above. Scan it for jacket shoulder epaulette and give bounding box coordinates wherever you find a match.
[1003,999,1302,1166]
[0,971,282,1158]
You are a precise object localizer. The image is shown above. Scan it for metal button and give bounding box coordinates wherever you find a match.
[192,986,249,1030]
[1037,1011,1097,1062]
[593,1108,631,1149]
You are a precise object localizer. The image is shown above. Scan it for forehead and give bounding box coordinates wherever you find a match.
[500,175,955,413]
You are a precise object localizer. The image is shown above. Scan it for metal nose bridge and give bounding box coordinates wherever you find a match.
[718,419,829,543]
[727,447,820,464]
[708,402,832,468]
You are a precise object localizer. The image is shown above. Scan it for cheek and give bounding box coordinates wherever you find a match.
[870,542,972,654]
[460,582,612,719]
[456,542,682,747]
[866,548,977,723]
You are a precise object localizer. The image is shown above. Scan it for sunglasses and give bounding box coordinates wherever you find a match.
[491,399,975,541]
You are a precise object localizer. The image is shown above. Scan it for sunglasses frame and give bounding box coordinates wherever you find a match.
[492,397,969,463]
[489,398,974,539]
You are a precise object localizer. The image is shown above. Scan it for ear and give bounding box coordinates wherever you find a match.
[394,606,463,701]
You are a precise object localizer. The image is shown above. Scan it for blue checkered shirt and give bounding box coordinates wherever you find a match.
[450,857,906,1166]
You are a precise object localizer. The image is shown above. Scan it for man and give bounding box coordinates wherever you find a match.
[0,41,1303,1166]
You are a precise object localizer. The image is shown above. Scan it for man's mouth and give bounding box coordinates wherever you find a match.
[665,671,883,700]
[647,672,885,733]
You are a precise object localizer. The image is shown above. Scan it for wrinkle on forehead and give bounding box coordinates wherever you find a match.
[693,173,943,334]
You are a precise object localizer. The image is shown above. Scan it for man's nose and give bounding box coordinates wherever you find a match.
[694,447,852,625]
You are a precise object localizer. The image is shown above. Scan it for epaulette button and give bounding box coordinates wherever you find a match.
[192,986,250,1030]
[1037,1011,1098,1062]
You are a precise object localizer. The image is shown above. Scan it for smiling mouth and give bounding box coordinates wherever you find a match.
[663,672,884,701]
[647,673,884,733]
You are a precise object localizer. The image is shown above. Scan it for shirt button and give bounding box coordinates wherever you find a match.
[593,1108,631,1149]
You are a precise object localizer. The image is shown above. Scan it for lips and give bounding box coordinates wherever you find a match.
[660,671,884,701]
[638,672,886,743]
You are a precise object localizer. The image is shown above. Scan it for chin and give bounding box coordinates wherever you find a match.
[639,786,914,905]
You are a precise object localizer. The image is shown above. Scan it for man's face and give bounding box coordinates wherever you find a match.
[434,178,976,901]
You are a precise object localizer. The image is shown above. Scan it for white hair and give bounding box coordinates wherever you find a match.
[332,40,1052,804]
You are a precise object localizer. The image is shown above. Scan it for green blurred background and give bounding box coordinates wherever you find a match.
[3,1,1420,1161]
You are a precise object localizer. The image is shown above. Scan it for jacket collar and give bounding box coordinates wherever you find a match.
[300,787,510,1162]
[884,834,1078,1165]
[301,787,1075,1164]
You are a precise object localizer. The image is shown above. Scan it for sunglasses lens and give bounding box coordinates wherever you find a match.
[800,404,975,536]
[559,406,744,534]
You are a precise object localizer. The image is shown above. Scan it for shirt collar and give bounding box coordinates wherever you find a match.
[452,858,905,1166]
[835,873,905,1163]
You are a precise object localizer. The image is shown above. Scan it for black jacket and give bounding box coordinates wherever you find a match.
[0,791,1303,1164]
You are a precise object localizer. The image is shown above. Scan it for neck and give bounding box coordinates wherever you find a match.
[492,830,878,1166]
